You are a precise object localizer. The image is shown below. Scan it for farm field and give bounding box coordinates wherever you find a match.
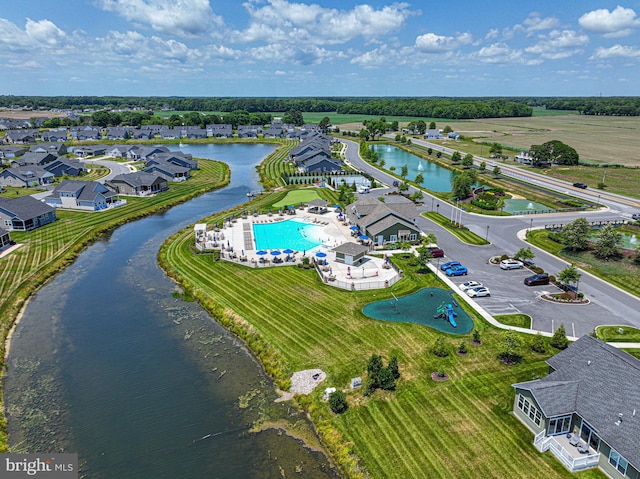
[160,210,606,479]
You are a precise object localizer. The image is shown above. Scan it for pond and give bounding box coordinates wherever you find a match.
[502,199,556,215]
[5,143,340,479]
[362,288,474,334]
[369,145,455,192]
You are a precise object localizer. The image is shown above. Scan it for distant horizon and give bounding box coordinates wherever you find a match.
[3,1,640,97]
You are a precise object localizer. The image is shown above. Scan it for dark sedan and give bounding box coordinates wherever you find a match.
[524,273,550,286]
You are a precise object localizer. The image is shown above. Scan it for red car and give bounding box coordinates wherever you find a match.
[428,247,445,258]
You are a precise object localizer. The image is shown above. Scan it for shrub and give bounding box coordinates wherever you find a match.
[533,266,544,274]
[458,341,468,354]
[378,367,396,390]
[500,254,510,261]
[551,323,569,350]
[531,333,547,353]
[329,390,348,414]
[472,329,481,344]
[549,275,556,284]
[470,199,497,210]
[437,367,447,378]
[432,336,449,357]
[389,355,400,380]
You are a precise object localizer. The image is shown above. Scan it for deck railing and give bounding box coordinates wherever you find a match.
[536,435,600,472]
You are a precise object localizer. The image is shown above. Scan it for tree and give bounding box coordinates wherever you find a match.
[367,353,383,388]
[414,120,426,134]
[461,153,474,169]
[442,125,453,134]
[478,161,486,173]
[429,121,436,130]
[432,336,449,357]
[593,223,622,260]
[416,245,433,264]
[557,264,581,297]
[91,110,112,128]
[394,134,401,141]
[282,110,304,126]
[379,158,386,168]
[329,390,348,414]
[472,329,481,344]
[492,165,501,177]
[514,247,535,263]
[498,330,522,364]
[378,367,396,390]
[410,190,424,202]
[531,333,547,353]
[551,323,569,350]
[436,151,442,158]
[359,128,370,141]
[398,181,409,193]
[318,116,331,133]
[400,164,409,179]
[427,147,433,155]
[560,217,590,251]
[530,140,579,167]
[451,170,477,201]
[415,173,424,185]
[451,151,462,164]
[458,340,468,354]
[389,356,400,379]
[489,142,503,156]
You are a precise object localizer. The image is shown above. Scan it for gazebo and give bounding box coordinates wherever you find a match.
[332,242,369,266]
[307,199,330,214]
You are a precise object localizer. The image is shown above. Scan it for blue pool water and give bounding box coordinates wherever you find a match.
[363,288,474,334]
[253,218,325,251]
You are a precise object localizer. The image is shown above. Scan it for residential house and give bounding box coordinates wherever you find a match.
[263,126,284,138]
[424,129,443,140]
[18,152,58,167]
[0,195,57,231]
[46,180,123,211]
[130,128,155,141]
[514,151,550,167]
[40,130,68,142]
[207,124,233,138]
[512,335,640,477]
[44,158,85,177]
[142,161,190,182]
[237,125,263,138]
[106,127,131,140]
[107,144,137,158]
[302,155,343,173]
[71,127,102,141]
[147,151,198,170]
[0,227,12,250]
[72,145,108,158]
[128,146,169,161]
[447,132,461,140]
[0,146,26,159]
[4,130,37,144]
[159,127,183,140]
[0,167,55,187]
[105,172,168,196]
[184,127,207,139]
[29,142,68,156]
[346,196,420,246]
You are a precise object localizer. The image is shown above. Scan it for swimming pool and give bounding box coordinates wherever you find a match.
[362,288,474,334]
[252,218,325,251]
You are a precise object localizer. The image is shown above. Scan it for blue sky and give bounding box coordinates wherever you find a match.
[2,0,640,97]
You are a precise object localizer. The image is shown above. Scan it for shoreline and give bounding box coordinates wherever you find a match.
[3,300,29,359]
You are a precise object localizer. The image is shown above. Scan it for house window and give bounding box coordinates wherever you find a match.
[517,394,542,426]
[409,234,417,241]
[548,415,571,436]
[608,449,628,475]
[389,235,397,243]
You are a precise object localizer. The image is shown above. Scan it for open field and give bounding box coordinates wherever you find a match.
[160,226,605,479]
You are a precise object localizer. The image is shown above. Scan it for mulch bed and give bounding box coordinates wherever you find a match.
[470,340,481,346]
[431,372,449,382]
[456,351,468,356]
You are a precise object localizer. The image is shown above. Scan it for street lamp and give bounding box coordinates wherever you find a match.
[431,197,434,212]
[485,225,490,241]
[596,195,601,207]
[436,203,440,217]
[529,218,533,234]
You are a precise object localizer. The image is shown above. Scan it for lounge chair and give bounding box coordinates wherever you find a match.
[569,435,580,447]
[577,443,589,454]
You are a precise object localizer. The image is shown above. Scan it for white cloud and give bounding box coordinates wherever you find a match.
[579,6,640,37]
[414,32,472,52]
[522,13,560,33]
[0,18,66,51]
[99,30,203,63]
[476,42,523,64]
[591,44,640,59]
[238,0,415,45]
[249,43,338,65]
[525,30,588,59]
[96,0,221,37]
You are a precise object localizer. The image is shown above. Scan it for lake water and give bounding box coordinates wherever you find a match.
[369,144,455,192]
[4,144,340,479]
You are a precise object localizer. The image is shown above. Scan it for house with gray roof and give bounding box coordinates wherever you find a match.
[44,158,85,177]
[346,196,420,246]
[142,161,190,182]
[40,130,68,142]
[207,124,233,138]
[147,151,198,170]
[0,227,11,250]
[424,129,442,140]
[106,127,131,140]
[46,180,123,211]
[302,155,343,174]
[30,142,67,156]
[332,242,369,266]
[107,144,137,158]
[17,152,58,167]
[512,335,640,477]
[72,145,107,158]
[4,130,37,144]
[105,172,168,196]
[0,195,56,231]
[0,146,26,159]
[0,167,55,188]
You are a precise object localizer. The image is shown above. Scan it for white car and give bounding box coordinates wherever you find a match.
[459,281,483,292]
[467,286,491,297]
[500,259,524,270]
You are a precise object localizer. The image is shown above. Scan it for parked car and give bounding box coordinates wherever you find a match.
[466,286,491,297]
[445,265,468,276]
[459,281,482,292]
[392,180,399,187]
[632,213,640,220]
[500,259,524,270]
[428,247,445,258]
[441,261,461,271]
[524,273,550,286]
[572,182,587,189]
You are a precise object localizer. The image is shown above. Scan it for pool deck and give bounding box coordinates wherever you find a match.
[195,207,400,290]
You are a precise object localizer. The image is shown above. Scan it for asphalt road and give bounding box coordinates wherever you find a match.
[342,138,640,337]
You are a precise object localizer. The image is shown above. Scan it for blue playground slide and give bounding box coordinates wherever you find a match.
[445,303,457,328]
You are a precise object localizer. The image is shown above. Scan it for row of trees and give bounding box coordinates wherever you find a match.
[554,217,627,260]
[90,109,276,128]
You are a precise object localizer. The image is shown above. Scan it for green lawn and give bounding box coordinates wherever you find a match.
[271,189,321,208]
[496,314,532,328]
[160,212,605,479]
[422,212,490,245]
[596,325,640,342]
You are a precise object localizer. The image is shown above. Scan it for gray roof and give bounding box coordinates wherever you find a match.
[307,199,330,207]
[332,242,369,256]
[513,335,640,470]
[0,195,55,219]
[50,180,115,202]
[110,172,163,187]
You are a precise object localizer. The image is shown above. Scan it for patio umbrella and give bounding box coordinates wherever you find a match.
[350,226,359,231]
[256,250,267,256]
[241,249,244,256]
[316,252,327,258]
[270,250,281,256]
[334,204,341,208]
[283,248,294,254]
[359,235,369,241]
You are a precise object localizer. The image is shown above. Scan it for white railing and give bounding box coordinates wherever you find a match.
[543,436,600,472]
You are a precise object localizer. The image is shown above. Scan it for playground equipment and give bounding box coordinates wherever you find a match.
[434,302,457,327]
